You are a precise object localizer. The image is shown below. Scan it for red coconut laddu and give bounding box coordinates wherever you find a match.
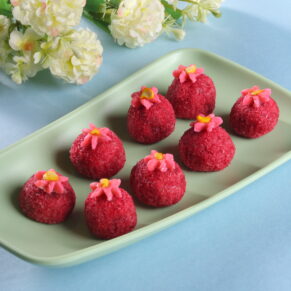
[179,114,235,171]
[166,64,216,119]
[70,124,126,179]
[130,150,186,207]
[229,86,279,138]
[84,178,137,239]
[19,169,76,224]
[127,86,176,144]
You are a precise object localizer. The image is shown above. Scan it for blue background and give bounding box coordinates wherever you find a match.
[1,0,291,290]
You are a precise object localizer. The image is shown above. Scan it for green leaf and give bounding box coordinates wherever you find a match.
[161,0,183,20]
[0,8,11,17]
[0,0,12,17]
[0,0,11,10]
[83,10,110,33]
[85,0,105,13]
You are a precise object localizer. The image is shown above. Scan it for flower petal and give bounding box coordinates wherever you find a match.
[81,134,92,148]
[103,187,113,201]
[47,181,55,193]
[147,159,159,171]
[110,179,121,188]
[54,182,64,194]
[141,99,153,110]
[91,135,98,150]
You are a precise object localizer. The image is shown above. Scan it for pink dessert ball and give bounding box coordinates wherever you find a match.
[127,86,176,144]
[229,86,279,138]
[19,169,75,224]
[130,150,186,207]
[70,124,126,179]
[166,64,216,119]
[84,179,137,239]
[179,114,235,171]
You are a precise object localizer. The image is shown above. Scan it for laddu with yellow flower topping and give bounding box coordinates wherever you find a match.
[70,124,126,179]
[166,64,216,119]
[127,86,176,144]
[130,150,186,207]
[229,86,279,138]
[19,169,76,224]
[179,114,235,171]
[85,178,137,239]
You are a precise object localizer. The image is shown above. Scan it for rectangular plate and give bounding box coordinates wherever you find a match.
[0,49,290,267]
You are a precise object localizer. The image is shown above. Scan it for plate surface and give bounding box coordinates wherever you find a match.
[0,49,290,267]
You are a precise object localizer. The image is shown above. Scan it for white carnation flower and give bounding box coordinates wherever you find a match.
[4,54,42,84]
[39,29,103,84]
[12,0,86,36]
[0,15,11,40]
[109,0,165,48]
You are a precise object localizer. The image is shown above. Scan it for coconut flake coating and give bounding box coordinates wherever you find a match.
[19,175,76,224]
[127,95,176,144]
[179,127,235,171]
[130,159,186,207]
[70,129,126,179]
[166,74,216,119]
[84,189,137,239]
[229,96,279,138]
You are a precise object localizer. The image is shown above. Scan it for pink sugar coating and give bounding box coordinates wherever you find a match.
[130,159,186,207]
[19,174,75,224]
[85,188,137,239]
[127,94,176,144]
[70,128,125,179]
[166,74,216,119]
[229,96,279,138]
[179,127,236,172]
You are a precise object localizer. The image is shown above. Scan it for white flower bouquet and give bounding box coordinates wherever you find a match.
[84,0,223,48]
[0,0,103,84]
[0,0,223,85]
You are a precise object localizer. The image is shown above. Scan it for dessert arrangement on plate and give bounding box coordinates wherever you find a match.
[18,64,280,240]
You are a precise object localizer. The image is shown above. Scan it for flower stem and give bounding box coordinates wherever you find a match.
[179,0,199,4]
[83,10,110,33]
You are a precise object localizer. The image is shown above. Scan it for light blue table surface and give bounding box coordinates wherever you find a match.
[1,0,291,290]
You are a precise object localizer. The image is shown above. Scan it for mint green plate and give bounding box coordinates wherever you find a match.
[0,49,290,267]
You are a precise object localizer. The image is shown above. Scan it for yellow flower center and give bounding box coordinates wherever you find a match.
[90,128,101,136]
[23,41,34,51]
[43,170,59,181]
[196,115,211,123]
[251,89,264,96]
[140,88,154,100]
[185,65,197,74]
[100,178,110,188]
[154,152,164,160]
